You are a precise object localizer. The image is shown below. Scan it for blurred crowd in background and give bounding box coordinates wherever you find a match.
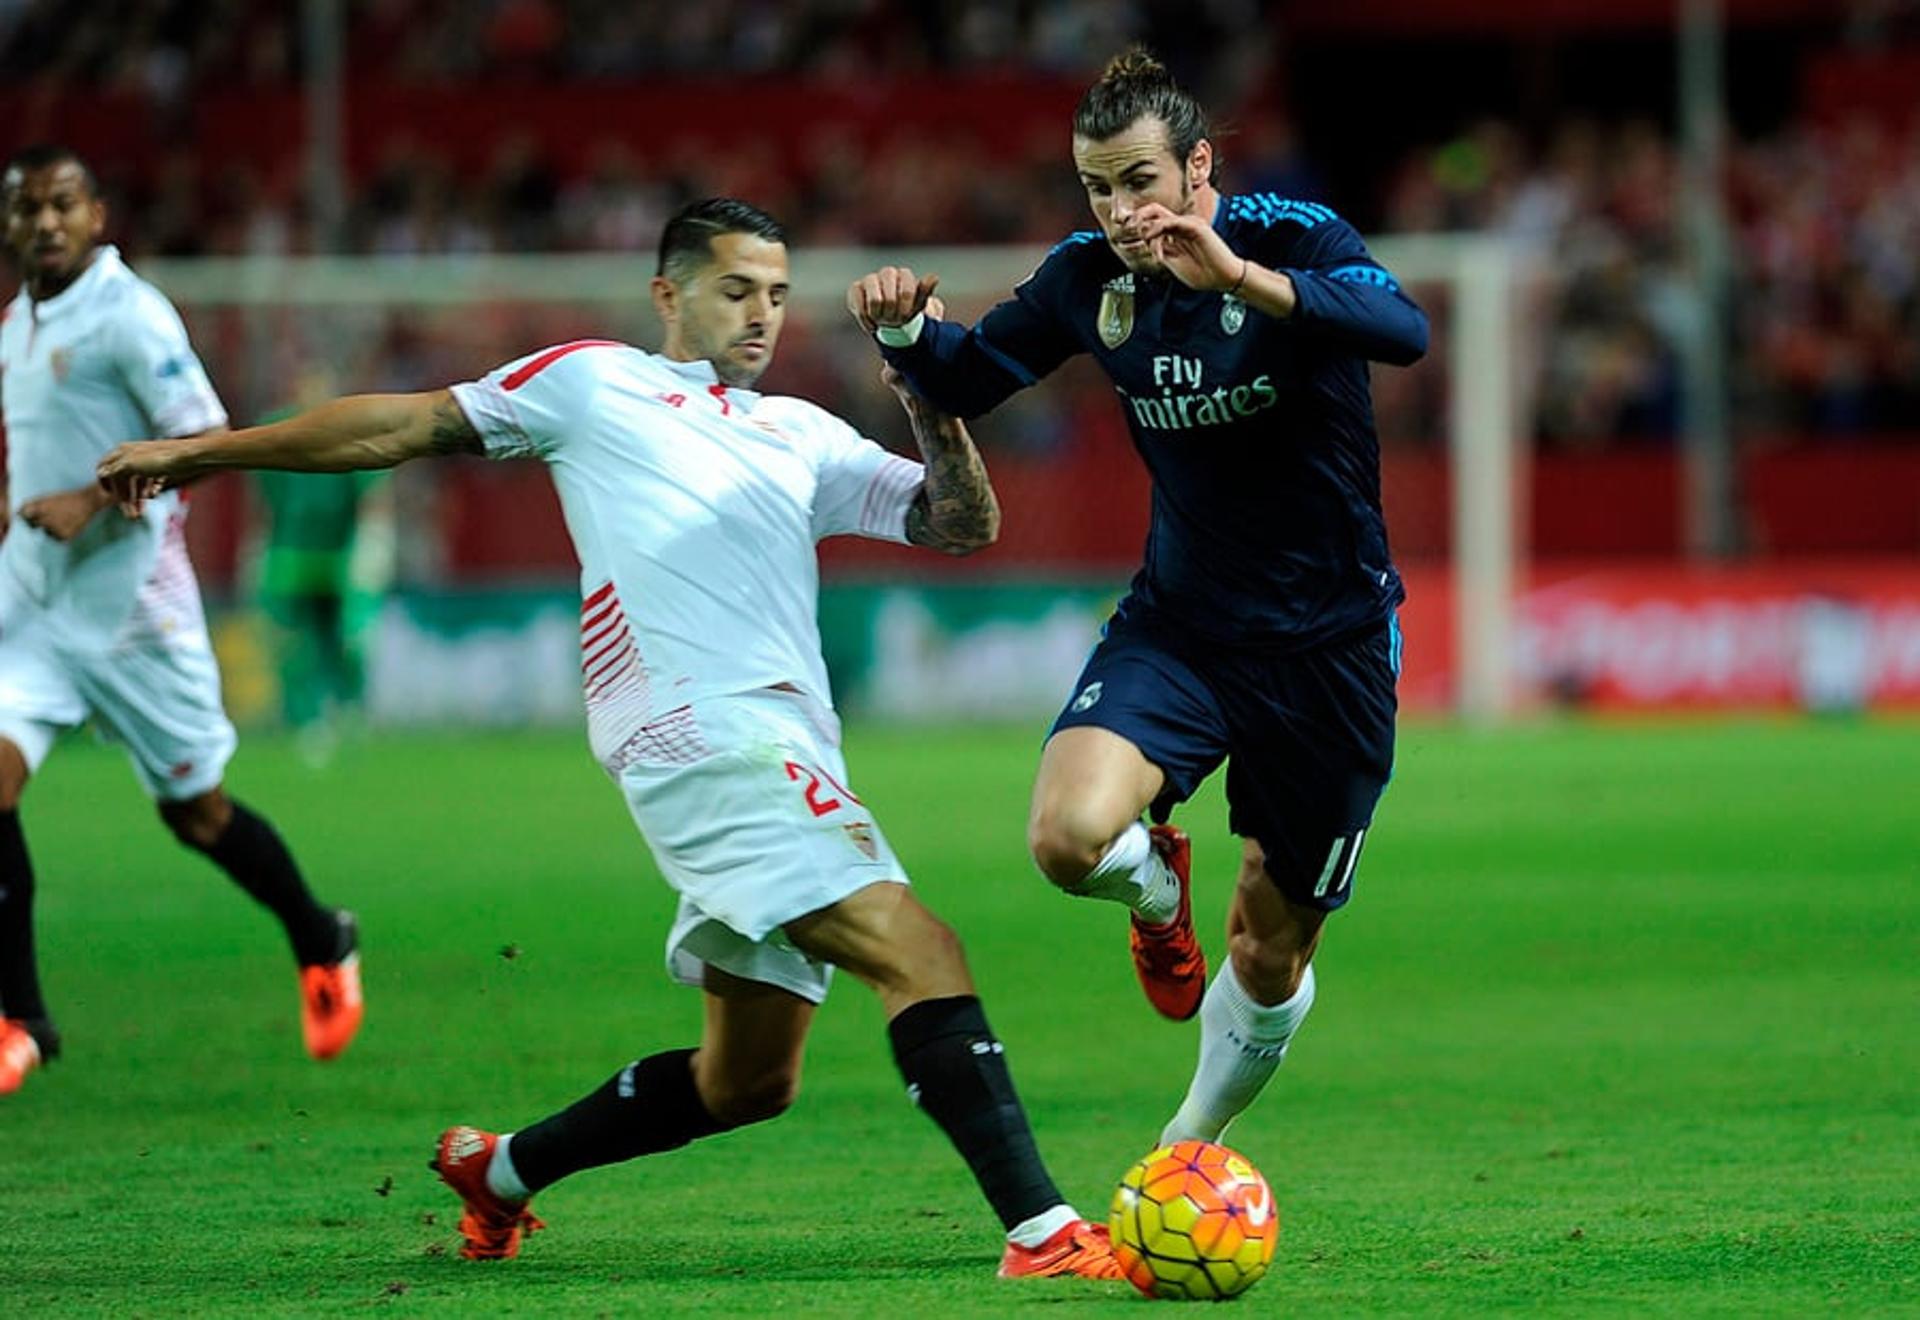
[0,0,1249,84]
[1386,116,1920,445]
[4,0,1918,447]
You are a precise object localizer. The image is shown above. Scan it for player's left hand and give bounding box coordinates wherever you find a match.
[1122,205,1245,293]
[18,485,112,542]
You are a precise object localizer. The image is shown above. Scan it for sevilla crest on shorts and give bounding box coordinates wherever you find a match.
[842,821,878,860]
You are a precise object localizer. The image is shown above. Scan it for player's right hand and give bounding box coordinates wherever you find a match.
[95,442,178,517]
[847,267,940,335]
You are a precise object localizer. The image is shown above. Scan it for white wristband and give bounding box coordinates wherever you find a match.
[875,312,926,348]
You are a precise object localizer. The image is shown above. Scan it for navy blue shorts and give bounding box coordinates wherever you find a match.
[1050,606,1401,912]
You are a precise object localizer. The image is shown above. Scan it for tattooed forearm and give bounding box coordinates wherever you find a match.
[901,399,1000,555]
[427,395,483,456]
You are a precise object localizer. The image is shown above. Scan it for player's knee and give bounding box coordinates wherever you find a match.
[158,794,228,850]
[910,912,966,979]
[868,908,967,997]
[0,740,30,810]
[1027,811,1106,889]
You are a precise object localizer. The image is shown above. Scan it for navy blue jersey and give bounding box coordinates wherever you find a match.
[881,194,1427,650]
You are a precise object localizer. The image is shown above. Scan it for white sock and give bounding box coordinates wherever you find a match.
[1006,1202,1081,1247]
[1160,962,1316,1145]
[1069,822,1180,925]
[485,1132,531,1202]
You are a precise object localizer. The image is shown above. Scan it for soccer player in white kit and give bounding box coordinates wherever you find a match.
[99,198,1122,1281]
[0,147,363,1095]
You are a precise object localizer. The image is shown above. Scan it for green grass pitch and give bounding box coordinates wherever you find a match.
[2,719,1914,1315]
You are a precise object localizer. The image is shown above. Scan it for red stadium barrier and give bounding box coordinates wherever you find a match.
[1395,560,1920,712]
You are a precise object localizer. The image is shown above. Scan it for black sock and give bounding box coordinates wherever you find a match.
[190,800,340,965]
[888,995,1065,1232]
[509,1048,729,1194]
[0,809,51,1026]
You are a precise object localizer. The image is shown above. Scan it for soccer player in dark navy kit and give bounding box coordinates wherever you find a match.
[849,49,1427,1145]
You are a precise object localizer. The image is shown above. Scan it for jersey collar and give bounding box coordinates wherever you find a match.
[29,244,123,322]
[653,352,762,409]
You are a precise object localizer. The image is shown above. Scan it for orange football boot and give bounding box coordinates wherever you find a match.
[300,910,363,1061]
[1130,825,1206,1021]
[0,1019,42,1095]
[431,1126,545,1260]
[999,1218,1125,1280]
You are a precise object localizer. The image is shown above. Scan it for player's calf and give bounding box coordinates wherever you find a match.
[431,1049,734,1260]
[166,793,347,967]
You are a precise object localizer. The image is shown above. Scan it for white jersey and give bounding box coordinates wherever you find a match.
[450,341,924,769]
[0,246,227,651]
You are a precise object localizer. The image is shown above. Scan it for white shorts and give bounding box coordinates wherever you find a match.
[615,687,907,1005]
[0,612,237,802]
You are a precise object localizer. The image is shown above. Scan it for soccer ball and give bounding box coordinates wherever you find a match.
[1108,1140,1278,1301]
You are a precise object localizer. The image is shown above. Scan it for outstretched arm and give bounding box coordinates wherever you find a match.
[885,367,1000,556]
[98,390,479,508]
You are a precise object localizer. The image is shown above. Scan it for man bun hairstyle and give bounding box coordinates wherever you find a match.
[1073,47,1218,185]
[657,197,788,283]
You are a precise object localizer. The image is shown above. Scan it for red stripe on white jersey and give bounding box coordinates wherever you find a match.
[581,617,625,655]
[585,651,639,697]
[582,627,633,677]
[503,340,623,392]
[580,600,620,637]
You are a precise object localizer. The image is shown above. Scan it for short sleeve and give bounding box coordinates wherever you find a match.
[448,339,616,460]
[807,409,924,544]
[113,286,227,437]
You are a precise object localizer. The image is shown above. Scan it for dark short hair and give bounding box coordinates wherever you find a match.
[656,198,788,282]
[1073,47,1219,187]
[3,144,100,199]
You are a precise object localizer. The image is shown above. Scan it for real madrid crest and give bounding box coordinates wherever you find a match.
[1097,274,1135,350]
[1220,294,1246,336]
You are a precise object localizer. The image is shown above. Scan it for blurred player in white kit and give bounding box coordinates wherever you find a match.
[0,145,361,1096]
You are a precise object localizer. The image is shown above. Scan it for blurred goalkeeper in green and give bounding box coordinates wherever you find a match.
[253,368,392,756]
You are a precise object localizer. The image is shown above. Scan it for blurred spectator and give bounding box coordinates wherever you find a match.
[1381,113,1920,444]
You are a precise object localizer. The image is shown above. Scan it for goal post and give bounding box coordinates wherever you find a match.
[1374,234,1526,724]
[144,233,1525,721]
